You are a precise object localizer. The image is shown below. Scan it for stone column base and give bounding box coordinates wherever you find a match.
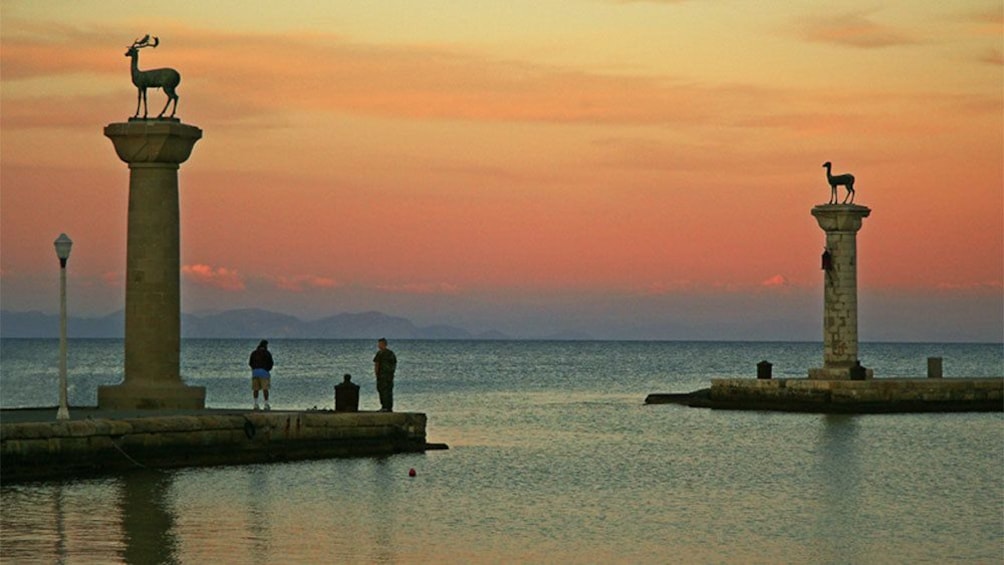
[98,382,206,410]
[808,367,875,380]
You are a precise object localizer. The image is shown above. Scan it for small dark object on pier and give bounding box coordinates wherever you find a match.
[335,374,360,412]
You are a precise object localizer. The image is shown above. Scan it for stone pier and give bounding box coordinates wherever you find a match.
[98,120,205,410]
[809,204,871,380]
[1,409,434,482]
[644,377,1004,413]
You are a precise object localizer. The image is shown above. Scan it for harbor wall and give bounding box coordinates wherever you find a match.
[706,378,1003,412]
[1,411,427,482]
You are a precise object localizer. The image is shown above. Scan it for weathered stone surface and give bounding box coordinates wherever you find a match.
[100,121,205,410]
[1,410,431,482]
[104,121,201,164]
[810,205,871,379]
[701,377,1004,412]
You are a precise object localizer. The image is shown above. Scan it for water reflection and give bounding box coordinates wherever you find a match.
[246,465,273,564]
[54,482,67,559]
[119,470,179,564]
[370,458,398,564]
[812,415,863,563]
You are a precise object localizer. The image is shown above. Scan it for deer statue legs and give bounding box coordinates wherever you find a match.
[842,184,855,204]
[134,88,146,119]
[157,87,179,119]
[133,86,179,119]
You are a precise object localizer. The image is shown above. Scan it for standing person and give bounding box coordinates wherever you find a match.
[249,339,273,411]
[373,338,397,412]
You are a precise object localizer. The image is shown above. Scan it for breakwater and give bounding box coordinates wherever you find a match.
[1,408,433,482]
[646,377,1004,413]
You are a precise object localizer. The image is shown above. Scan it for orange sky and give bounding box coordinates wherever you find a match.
[2,1,1002,340]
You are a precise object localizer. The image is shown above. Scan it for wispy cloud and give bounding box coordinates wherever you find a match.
[963,6,1003,36]
[935,281,1004,292]
[641,276,805,295]
[0,20,794,130]
[376,282,461,295]
[182,263,245,291]
[978,47,1003,66]
[796,11,918,48]
[7,17,993,141]
[272,275,338,292]
[640,281,697,295]
[0,21,122,80]
[639,280,750,294]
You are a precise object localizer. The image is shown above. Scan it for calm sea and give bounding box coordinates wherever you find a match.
[1,339,1002,563]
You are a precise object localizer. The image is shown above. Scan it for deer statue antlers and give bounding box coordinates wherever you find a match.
[130,35,160,49]
[125,35,181,119]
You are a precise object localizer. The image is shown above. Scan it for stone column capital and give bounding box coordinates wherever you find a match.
[104,120,202,165]
[811,204,871,232]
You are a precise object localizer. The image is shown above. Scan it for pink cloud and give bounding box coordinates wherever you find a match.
[761,274,790,288]
[182,264,245,291]
[273,275,338,292]
[102,271,123,288]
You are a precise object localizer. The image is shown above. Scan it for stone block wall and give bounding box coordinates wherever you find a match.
[811,204,871,379]
[709,378,1003,412]
[1,411,428,482]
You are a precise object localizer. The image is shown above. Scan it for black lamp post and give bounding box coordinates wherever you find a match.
[53,233,73,420]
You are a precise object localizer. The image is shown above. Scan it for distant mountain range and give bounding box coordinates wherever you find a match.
[0,309,512,340]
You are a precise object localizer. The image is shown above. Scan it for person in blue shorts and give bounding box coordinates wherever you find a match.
[249,339,274,410]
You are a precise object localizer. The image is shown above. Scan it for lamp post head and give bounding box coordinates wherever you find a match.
[54,233,73,267]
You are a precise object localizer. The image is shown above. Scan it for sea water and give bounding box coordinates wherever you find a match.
[1,339,1002,563]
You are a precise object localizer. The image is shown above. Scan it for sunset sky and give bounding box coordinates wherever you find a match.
[2,0,1002,341]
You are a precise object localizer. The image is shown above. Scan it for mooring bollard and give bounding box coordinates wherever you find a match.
[334,374,360,412]
[757,360,773,380]
[850,360,867,381]
[927,357,943,379]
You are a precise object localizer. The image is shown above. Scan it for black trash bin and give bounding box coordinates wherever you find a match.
[334,374,360,412]
[757,360,772,380]
[850,361,867,381]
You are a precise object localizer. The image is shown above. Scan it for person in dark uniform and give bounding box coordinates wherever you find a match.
[373,338,397,412]
[249,339,274,411]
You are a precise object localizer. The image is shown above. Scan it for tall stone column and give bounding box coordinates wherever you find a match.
[809,204,871,380]
[98,120,206,409]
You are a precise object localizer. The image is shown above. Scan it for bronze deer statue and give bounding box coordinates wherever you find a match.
[125,35,181,119]
[822,161,855,204]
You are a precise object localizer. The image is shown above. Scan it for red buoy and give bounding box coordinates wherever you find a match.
[408,468,417,477]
